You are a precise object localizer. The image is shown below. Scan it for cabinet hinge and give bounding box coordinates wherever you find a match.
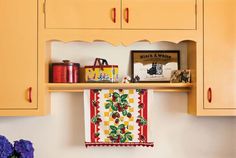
[195,3,197,15]
[43,2,46,14]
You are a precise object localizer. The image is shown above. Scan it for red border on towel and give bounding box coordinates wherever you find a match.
[143,90,148,141]
[90,90,101,142]
[90,90,95,142]
[85,142,154,147]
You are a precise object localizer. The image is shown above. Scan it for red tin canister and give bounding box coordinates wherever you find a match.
[64,60,73,83]
[73,63,80,83]
[52,60,80,83]
[52,62,67,83]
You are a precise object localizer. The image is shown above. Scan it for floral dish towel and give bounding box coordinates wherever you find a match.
[84,89,154,147]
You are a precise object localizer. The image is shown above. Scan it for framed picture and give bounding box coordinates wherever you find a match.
[131,50,180,82]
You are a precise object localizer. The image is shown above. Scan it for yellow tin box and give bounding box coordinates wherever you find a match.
[84,58,118,83]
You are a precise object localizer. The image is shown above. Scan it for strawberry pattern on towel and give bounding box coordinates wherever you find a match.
[84,89,154,147]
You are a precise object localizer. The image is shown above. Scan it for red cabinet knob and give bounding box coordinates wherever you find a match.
[28,87,32,103]
[207,88,212,103]
[125,8,129,23]
[112,8,116,23]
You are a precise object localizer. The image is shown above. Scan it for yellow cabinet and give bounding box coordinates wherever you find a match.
[45,0,121,29]
[189,0,236,116]
[45,0,197,30]
[204,0,236,110]
[122,0,196,29]
[0,0,48,116]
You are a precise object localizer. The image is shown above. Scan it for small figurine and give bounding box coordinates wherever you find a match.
[132,75,140,83]
[170,70,191,83]
[122,76,131,83]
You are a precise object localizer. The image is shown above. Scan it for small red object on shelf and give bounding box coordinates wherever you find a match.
[51,60,80,83]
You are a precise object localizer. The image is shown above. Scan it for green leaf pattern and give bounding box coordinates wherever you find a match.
[104,91,135,143]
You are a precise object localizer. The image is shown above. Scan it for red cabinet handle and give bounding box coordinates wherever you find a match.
[125,8,129,23]
[207,88,212,103]
[28,87,32,103]
[112,8,116,23]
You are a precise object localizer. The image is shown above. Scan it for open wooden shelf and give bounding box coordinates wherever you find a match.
[48,83,193,93]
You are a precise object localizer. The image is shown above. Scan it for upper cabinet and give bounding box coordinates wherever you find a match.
[0,0,38,110]
[45,0,121,29]
[45,0,197,30]
[0,0,49,116]
[188,0,236,116]
[122,0,196,30]
[203,0,236,110]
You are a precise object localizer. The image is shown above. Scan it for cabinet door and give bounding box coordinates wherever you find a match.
[122,0,196,29]
[0,0,38,109]
[45,0,121,29]
[204,0,236,109]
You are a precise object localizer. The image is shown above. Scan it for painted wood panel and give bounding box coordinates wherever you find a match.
[45,0,121,29]
[204,0,236,109]
[0,0,38,109]
[122,0,196,30]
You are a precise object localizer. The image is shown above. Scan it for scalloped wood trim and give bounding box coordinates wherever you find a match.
[42,29,199,46]
[47,39,197,46]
